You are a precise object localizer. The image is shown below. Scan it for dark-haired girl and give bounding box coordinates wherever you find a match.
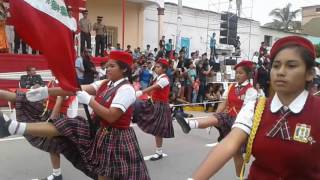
[135,58,173,161]
[0,51,150,180]
[192,36,320,180]
[176,60,257,178]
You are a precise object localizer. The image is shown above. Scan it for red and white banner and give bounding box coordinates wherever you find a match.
[9,0,78,91]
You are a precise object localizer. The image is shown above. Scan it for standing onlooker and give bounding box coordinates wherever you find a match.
[192,77,200,103]
[257,60,270,97]
[82,49,97,84]
[159,35,165,48]
[14,30,27,54]
[139,62,153,89]
[186,63,197,102]
[144,44,152,56]
[165,39,173,58]
[79,10,92,53]
[210,32,216,58]
[125,45,132,54]
[0,0,8,53]
[93,16,106,57]
[254,83,265,97]
[75,51,85,84]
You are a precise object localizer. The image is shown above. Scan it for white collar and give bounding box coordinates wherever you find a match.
[108,78,127,87]
[270,90,309,114]
[235,80,249,87]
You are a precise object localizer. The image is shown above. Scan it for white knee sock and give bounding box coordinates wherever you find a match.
[7,118,26,135]
[188,120,199,129]
[156,147,163,155]
[52,168,61,176]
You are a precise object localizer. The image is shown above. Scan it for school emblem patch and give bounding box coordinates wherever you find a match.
[293,123,313,144]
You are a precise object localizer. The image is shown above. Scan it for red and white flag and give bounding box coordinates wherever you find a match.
[10,0,78,91]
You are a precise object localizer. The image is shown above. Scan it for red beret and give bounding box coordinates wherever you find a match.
[157,58,169,66]
[270,36,316,60]
[109,51,133,66]
[234,60,253,70]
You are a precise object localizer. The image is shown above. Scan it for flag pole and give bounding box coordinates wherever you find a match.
[122,0,126,50]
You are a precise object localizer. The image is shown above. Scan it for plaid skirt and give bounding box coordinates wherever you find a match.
[53,117,150,179]
[15,92,71,154]
[213,112,235,142]
[133,99,174,138]
[213,112,246,153]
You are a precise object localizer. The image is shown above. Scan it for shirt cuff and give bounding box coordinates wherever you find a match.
[110,103,126,112]
[232,123,251,135]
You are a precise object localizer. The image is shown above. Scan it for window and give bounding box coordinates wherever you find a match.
[264,35,272,47]
[106,26,118,47]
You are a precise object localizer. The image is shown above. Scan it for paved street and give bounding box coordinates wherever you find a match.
[0,110,244,180]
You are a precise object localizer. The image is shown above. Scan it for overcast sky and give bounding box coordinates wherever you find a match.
[164,0,320,25]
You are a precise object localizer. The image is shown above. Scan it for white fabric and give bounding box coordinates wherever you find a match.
[270,90,308,114]
[26,86,49,102]
[232,96,257,135]
[91,80,105,91]
[135,90,143,97]
[24,0,77,31]
[156,74,169,88]
[75,57,84,79]
[110,79,136,112]
[76,91,91,105]
[66,97,78,118]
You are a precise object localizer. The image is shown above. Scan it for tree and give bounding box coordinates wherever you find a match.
[265,3,301,31]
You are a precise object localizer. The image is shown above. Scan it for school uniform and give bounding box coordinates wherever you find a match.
[134,74,174,138]
[15,80,76,154]
[233,90,320,179]
[52,79,150,179]
[214,80,257,141]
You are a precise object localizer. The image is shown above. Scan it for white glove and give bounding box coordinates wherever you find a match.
[136,90,143,97]
[76,91,92,105]
[26,86,49,102]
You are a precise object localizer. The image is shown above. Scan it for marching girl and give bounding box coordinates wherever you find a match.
[134,58,174,161]
[191,36,320,179]
[175,60,257,178]
[0,51,150,180]
[0,79,78,180]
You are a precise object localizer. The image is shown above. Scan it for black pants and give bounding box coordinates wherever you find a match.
[95,35,105,57]
[80,31,91,53]
[14,31,27,54]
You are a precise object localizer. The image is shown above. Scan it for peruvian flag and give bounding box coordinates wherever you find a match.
[10,0,78,91]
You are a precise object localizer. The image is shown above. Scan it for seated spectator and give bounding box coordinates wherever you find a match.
[204,83,221,112]
[19,66,44,89]
[97,61,107,80]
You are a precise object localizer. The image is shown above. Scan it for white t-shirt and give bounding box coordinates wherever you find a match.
[75,57,84,79]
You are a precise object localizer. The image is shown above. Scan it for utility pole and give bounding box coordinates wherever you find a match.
[176,0,182,52]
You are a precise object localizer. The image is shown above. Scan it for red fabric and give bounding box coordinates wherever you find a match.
[270,36,316,60]
[109,51,133,66]
[0,54,107,73]
[157,58,169,66]
[234,60,253,70]
[151,75,170,103]
[46,81,76,114]
[249,96,320,179]
[10,0,78,91]
[93,82,132,129]
[227,83,252,118]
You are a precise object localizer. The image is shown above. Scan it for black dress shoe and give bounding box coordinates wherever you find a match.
[0,112,10,138]
[41,174,63,180]
[175,113,191,134]
[150,153,163,161]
